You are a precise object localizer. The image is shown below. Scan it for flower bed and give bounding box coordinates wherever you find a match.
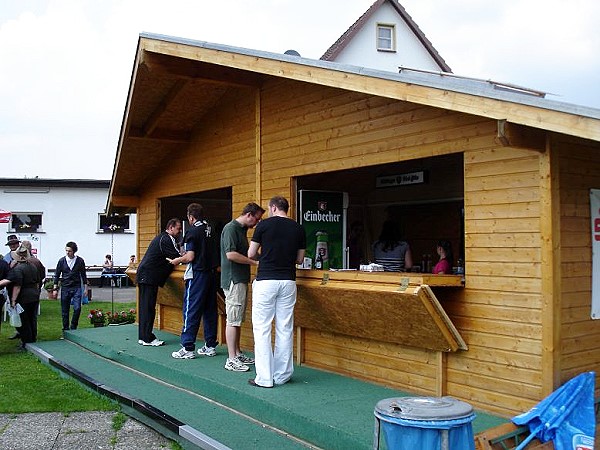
[88,309,106,327]
[106,308,136,325]
[88,308,136,326]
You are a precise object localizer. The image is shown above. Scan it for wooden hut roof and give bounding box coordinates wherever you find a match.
[109,32,600,210]
[320,0,452,73]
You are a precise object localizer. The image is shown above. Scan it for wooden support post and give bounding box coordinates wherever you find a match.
[255,89,262,202]
[540,135,562,395]
[435,351,447,396]
[295,326,303,366]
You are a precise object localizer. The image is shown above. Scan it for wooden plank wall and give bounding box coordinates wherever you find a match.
[456,147,544,416]
[132,76,600,417]
[556,137,600,389]
[258,78,541,415]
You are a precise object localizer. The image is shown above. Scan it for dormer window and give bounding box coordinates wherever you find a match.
[377,24,395,52]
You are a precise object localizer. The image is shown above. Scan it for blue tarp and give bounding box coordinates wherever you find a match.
[512,371,595,450]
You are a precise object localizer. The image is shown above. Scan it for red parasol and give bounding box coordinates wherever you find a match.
[0,209,11,223]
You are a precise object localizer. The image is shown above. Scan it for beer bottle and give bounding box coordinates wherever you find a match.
[315,251,323,269]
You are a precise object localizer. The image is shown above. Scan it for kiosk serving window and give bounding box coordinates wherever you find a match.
[296,153,464,272]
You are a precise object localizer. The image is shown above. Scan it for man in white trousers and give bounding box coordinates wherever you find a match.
[247,196,305,388]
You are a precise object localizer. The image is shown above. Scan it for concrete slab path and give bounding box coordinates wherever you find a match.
[0,411,172,450]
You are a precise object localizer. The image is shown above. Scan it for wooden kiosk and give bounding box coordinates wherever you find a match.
[110,33,600,419]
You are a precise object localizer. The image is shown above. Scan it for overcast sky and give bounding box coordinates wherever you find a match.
[1,0,598,180]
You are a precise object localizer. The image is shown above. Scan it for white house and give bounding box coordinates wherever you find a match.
[1,178,136,276]
[321,0,451,73]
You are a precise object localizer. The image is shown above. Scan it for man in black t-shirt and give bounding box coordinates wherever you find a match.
[168,203,220,359]
[247,196,305,388]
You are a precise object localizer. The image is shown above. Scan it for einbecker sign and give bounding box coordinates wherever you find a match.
[376,170,427,188]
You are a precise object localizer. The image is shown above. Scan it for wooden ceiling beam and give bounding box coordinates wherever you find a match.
[495,120,546,151]
[128,127,191,143]
[142,79,188,137]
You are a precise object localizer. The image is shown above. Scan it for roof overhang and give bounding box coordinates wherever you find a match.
[109,33,600,212]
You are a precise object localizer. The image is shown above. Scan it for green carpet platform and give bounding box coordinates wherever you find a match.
[30,325,507,449]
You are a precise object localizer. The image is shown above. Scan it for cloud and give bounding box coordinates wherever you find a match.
[0,0,598,180]
[402,0,600,106]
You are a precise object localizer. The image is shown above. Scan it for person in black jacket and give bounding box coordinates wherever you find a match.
[136,218,182,346]
[0,244,41,350]
[0,256,9,334]
[53,241,88,331]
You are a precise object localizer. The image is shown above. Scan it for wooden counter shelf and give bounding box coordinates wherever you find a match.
[295,269,467,354]
[133,266,466,354]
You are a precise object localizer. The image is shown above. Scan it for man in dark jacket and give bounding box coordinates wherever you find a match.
[136,218,182,346]
[53,241,88,331]
[0,256,9,334]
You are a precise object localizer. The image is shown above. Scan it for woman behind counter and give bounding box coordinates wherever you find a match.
[433,240,454,274]
[372,220,412,272]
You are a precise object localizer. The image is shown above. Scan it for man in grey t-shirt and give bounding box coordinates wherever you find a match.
[220,202,264,372]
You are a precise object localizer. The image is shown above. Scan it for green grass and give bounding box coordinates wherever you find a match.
[112,411,127,431]
[1,297,183,449]
[0,353,116,413]
[0,298,136,413]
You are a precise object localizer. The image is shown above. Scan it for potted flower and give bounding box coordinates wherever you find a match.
[106,308,136,326]
[43,278,58,300]
[88,309,106,327]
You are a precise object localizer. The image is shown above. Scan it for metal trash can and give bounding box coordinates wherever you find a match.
[373,396,476,450]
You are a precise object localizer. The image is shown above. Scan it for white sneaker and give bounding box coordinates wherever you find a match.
[224,358,250,372]
[197,345,216,357]
[139,339,164,347]
[236,353,255,365]
[171,347,196,359]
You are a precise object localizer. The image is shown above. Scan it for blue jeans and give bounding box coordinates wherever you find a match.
[180,270,217,351]
[61,286,82,330]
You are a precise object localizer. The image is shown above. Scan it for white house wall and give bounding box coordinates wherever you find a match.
[332,2,442,72]
[1,184,136,271]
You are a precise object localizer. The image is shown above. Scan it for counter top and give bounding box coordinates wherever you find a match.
[296,269,463,288]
